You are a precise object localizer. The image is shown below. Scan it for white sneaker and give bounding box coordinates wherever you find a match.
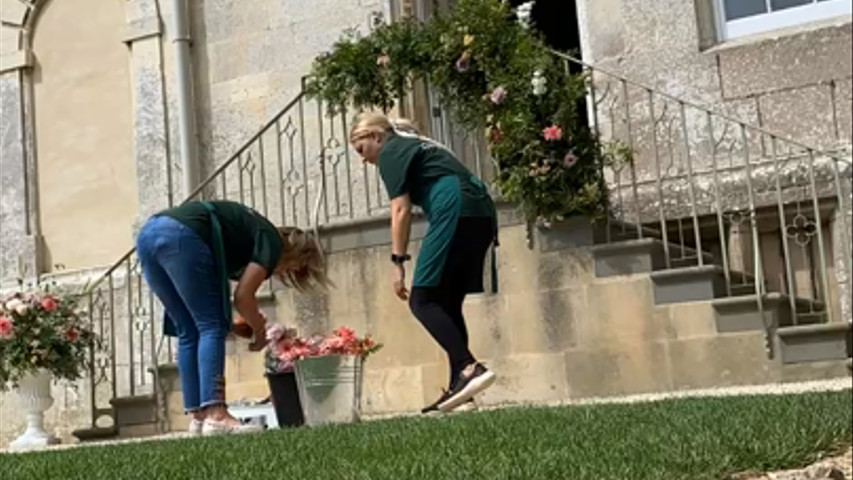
[438,363,496,413]
[188,418,204,435]
[201,418,264,436]
[452,397,479,413]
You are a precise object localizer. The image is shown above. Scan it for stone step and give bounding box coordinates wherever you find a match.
[592,238,715,278]
[148,363,180,392]
[110,394,158,427]
[777,323,852,364]
[649,265,760,305]
[711,293,826,333]
[781,359,853,382]
[596,219,662,243]
[71,426,118,443]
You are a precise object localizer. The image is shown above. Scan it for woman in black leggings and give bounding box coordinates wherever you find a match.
[349,112,497,413]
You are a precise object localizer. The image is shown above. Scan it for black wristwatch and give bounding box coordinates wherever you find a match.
[391,253,411,265]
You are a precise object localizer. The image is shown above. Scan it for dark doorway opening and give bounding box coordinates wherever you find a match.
[507,0,582,59]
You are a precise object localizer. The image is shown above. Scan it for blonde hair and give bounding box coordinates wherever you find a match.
[274,227,332,292]
[349,112,421,142]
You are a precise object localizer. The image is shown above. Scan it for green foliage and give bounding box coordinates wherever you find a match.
[305,0,634,223]
[305,21,433,114]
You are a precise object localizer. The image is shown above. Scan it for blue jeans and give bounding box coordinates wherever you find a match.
[136,215,229,412]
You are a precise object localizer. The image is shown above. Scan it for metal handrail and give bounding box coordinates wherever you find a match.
[83,91,307,293]
[550,50,852,166]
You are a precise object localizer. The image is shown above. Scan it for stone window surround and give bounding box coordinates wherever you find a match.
[696,0,852,48]
[712,0,852,41]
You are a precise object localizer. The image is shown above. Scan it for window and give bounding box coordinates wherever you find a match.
[715,0,852,40]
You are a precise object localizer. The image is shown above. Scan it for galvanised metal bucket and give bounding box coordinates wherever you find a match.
[293,354,363,426]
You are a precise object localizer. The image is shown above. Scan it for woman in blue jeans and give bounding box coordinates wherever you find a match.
[136,200,328,435]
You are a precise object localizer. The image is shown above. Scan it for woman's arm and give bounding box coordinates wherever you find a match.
[234,262,269,351]
[391,194,413,257]
[390,194,413,300]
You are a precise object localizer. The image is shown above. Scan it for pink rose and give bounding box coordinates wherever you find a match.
[0,315,13,339]
[65,328,79,342]
[490,86,507,105]
[40,296,58,313]
[543,125,562,142]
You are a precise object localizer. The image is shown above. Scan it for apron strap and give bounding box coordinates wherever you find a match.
[201,202,233,329]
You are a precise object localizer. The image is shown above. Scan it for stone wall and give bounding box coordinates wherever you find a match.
[576,0,852,179]
[0,0,388,282]
[221,219,833,418]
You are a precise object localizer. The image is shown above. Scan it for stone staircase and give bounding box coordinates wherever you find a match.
[585,221,852,376]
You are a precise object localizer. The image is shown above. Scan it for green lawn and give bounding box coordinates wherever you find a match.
[2,391,851,480]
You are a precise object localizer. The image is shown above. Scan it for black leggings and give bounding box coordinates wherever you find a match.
[410,287,474,388]
[408,216,494,388]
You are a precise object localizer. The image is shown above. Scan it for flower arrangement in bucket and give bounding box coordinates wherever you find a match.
[264,325,382,373]
[0,289,98,449]
[264,325,382,427]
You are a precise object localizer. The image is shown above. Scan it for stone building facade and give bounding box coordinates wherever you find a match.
[1,0,850,448]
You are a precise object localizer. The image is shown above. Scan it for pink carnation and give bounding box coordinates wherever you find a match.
[543,125,562,142]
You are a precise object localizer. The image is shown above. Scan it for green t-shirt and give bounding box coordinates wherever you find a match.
[378,133,495,221]
[159,201,283,279]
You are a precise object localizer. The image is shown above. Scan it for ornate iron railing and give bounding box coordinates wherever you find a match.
[552,50,851,335]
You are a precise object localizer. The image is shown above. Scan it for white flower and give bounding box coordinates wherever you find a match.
[5,298,23,312]
[516,1,535,29]
[532,70,547,96]
[16,303,29,315]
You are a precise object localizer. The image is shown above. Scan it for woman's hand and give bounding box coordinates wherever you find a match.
[234,263,272,352]
[248,330,268,352]
[247,312,269,351]
[392,264,409,301]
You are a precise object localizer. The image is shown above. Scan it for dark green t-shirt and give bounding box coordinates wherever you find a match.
[159,201,282,279]
[378,133,495,220]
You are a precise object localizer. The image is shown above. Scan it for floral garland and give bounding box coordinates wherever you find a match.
[307,0,632,225]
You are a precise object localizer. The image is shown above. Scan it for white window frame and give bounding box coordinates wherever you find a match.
[714,0,852,40]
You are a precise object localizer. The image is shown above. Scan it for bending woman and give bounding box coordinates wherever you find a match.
[136,200,327,434]
[350,113,497,414]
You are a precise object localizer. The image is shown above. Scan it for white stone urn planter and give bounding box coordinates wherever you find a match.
[9,370,59,451]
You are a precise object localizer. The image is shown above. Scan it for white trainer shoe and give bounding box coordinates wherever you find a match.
[188,418,204,436]
[201,418,264,436]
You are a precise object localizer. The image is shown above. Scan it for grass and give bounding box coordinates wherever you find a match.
[1,391,851,480]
